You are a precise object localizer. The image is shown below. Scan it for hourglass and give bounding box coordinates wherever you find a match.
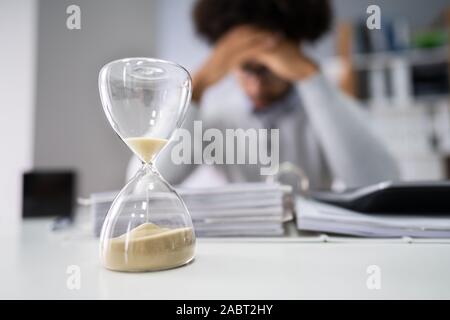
[98,57,196,272]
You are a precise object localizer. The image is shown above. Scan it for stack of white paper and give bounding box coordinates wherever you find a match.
[178,183,292,237]
[90,183,293,237]
[295,197,450,238]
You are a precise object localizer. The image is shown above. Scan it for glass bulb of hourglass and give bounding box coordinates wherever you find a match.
[98,57,195,272]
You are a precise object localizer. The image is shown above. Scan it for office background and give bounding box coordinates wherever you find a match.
[1,0,449,232]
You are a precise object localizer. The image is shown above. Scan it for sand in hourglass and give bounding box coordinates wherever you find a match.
[125,137,168,163]
[103,223,195,272]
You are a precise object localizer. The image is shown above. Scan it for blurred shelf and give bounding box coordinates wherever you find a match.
[352,46,449,70]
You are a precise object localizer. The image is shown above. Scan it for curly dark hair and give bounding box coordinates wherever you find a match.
[193,0,332,44]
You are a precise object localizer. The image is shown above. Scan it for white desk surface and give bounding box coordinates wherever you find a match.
[1,218,450,300]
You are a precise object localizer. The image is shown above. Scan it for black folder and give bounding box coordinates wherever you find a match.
[311,181,450,215]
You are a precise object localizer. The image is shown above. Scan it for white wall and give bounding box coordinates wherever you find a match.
[0,1,37,232]
[33,0,156,197]
[152,0,209,72]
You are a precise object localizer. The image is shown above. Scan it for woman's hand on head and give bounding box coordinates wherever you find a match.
[192,26,278,103]
[192,26,319,104]
[254,40,319,82]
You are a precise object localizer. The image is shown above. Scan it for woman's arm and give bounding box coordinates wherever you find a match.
[296,73,401,188]
[245,36,400,187]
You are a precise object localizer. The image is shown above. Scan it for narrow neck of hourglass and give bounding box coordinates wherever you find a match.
[141,162,158,174]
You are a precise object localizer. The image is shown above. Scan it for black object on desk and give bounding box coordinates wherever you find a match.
[22,171,76,219]
[311,181,450,215]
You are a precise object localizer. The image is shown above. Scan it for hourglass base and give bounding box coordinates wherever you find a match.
[105,256,196,273]
[100,164,196,272]
[103,222,195,272]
